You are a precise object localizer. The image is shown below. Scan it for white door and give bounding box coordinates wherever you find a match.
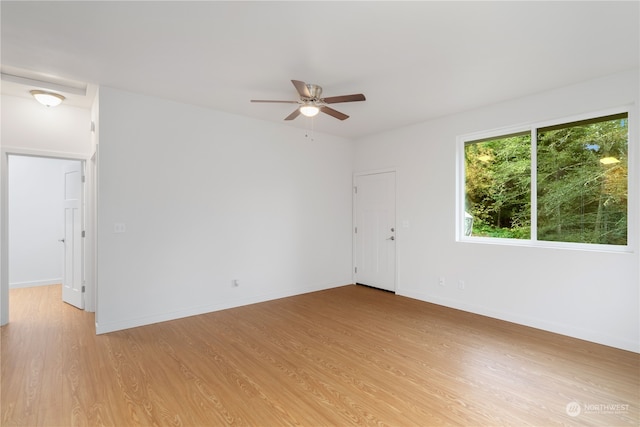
[61,162,84,309]
[354,171,396,292]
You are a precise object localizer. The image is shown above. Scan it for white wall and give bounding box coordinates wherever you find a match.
[96,87,354,333]
[8,156,79,288]
[1,95,92,155]
[354,69,640,352]
[1,94,92,325]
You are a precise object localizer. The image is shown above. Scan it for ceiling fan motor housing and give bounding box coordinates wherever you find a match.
[305,84,322,101]
[250,79,365,121]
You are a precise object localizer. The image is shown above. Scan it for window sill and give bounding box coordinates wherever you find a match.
[457,236,633,254]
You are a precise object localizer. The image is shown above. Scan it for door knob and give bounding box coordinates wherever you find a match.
[58,238,65,243]
[387,236,395,240]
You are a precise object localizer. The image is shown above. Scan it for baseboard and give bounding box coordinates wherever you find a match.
[9,279,61,289]
[96,280,350,335]
[397,289,639,354]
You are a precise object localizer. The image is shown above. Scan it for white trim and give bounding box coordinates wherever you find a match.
[530,128,538,244]
[626,103,639,253]
[457,105,635,254]
[84,151,97,313]
[1,146,87,160]
[534,105,631,130]
[1,152,8,325]
[459,236,633,254]
[10,279,62,289]
[354,167,398,177]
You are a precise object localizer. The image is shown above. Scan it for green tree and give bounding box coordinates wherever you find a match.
[465,114,628,245]
[537,115,627,244]
[465,133,531,238]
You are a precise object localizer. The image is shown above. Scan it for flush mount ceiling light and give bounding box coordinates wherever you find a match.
[600,156,620,165]
[299,103,320,117]
[30,90,65,107]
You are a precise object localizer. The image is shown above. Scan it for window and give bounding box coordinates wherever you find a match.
[464,132,531,239]
[460,110,630,249]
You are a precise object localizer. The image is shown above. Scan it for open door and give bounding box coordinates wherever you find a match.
[61,161,84,309]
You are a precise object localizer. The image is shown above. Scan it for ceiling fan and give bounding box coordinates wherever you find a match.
[251,80,366,121]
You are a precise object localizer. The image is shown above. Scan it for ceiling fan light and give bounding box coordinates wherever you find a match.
[30,90,65,107]
[300,104,320,117]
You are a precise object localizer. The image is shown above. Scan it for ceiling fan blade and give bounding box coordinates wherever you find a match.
[291,80,311,98]
[251,99,299,103]
[320,106,349,121]
[322,94,366,104]
[284,108,301,121]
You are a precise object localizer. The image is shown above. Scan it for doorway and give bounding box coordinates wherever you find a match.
[2,152,91,324]
[353,171,397,292]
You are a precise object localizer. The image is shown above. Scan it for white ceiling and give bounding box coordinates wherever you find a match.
[1,1,638,139]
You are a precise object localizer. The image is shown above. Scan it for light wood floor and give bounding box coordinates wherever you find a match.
[1,285,638,426]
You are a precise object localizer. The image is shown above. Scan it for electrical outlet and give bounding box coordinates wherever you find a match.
[113,223,126,233]
[439,277,445,286]
[458,280,465,290]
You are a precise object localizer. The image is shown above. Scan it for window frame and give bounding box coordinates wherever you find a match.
[456,106,636,253]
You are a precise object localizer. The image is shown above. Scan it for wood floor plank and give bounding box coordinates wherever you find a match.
[1,284,638,426]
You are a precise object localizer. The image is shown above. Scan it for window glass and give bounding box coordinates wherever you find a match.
[464,132,531,239]
[537,114,628,245]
